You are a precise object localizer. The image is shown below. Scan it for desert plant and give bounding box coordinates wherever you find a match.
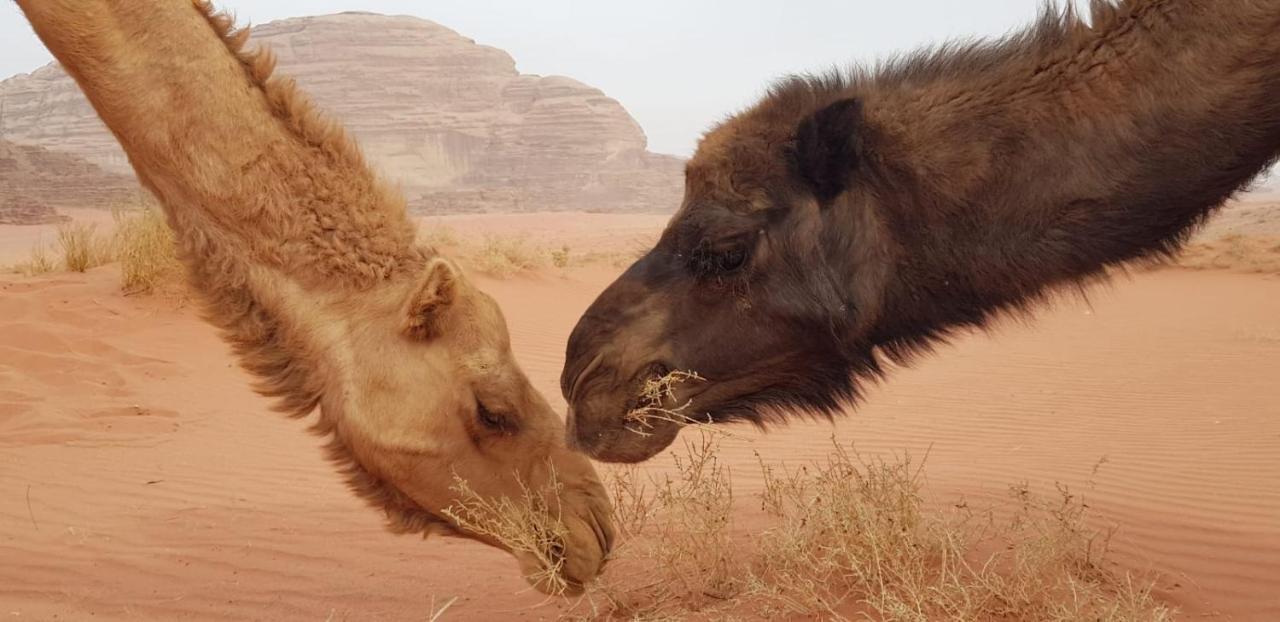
[566,435,1174,622]
[56,221,113,272]
[552,245,572,269]
[112,205,183,294]
[13,241,57,277]
[421,222,460,249]
[571,433,742,620]
[1176,234,1280,274]
[469,234,548,278]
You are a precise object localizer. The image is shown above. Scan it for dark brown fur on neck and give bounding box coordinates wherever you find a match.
[561,0,1280,463]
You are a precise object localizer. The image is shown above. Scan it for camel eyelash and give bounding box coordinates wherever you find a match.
[687,242,750,277]
[475,399,516,434]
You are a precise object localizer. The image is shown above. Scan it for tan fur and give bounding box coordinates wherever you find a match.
[16,0,612,591]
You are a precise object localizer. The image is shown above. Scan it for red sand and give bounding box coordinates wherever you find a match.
[1,214,1277,620]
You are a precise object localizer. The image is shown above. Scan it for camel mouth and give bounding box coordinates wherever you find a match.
[628,361,674,407]
[566,359,699,463]
[575,425,678,464]
[513,486,614,595]
[516,546,584,596]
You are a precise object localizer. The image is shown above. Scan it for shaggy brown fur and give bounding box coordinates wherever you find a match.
[16,0,613,591]
[561,0,1280,463]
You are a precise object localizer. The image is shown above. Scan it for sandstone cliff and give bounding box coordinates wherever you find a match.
[0,139,137,224]
[0,12,683,214]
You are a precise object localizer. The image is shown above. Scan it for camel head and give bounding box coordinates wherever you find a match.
[562,86,893,463]
[564,0,1280,464]
[330,255,615,592]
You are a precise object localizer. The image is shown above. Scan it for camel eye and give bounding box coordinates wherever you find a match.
[475,399,514,433]
[688,242,749,277]
[716,247,748,272]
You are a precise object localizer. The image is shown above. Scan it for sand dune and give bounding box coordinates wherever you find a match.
[1,215,1277,620]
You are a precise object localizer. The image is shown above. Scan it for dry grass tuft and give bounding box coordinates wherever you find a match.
[6,205,185,297]
[112,205,184,295]
[572,433,742,620]
[441,467,574,596]
[552,245,572,269]
[56,221,114,272]
[420,222,461,250]
[748,444,1171,621]
[571,243,651,270]
[11,241,58,277]
[468,234,550,278]
[440,232,650,277]
[1176,234,1280,274]
[567,434,1174,621]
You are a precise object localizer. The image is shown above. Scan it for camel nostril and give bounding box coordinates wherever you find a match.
[646,361,671,381]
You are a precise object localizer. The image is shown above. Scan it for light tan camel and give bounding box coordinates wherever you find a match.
[15,0,613,592]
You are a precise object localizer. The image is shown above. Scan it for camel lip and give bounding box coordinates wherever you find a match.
[566,351,606,405]
[576,429,676,464]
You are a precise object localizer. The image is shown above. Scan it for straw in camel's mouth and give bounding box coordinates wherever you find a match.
[440,471,578,595]
[623,366,707,436]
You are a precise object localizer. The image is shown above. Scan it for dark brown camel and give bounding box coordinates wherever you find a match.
[561,0,1280,463]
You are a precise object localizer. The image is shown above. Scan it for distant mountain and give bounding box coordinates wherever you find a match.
[0,12,683,214]
[0,139,136,225]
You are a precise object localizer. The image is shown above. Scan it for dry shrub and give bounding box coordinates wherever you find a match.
[468,234,549,277]
[552,245,572,269]
[571,243,651,270]
[568,435,1174,622]
[56,221,114,272]
[1176,234,1280,274]
[441,467,574,596]
[749,445,1171,621]
[112,205,183,295]
[421,222,461,250]
[12,241,57,276]
[435,231,650,276]
[574,434,742,620]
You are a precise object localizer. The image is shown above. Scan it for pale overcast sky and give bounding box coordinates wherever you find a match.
[0,1,1094,157]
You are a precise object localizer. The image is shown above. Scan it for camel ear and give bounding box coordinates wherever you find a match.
[792,97,863,204]
[402,257,459,340]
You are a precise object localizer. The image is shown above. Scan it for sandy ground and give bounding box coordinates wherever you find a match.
[0,213,1278,620]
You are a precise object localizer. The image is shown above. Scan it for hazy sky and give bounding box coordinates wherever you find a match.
[3,1,1081,156]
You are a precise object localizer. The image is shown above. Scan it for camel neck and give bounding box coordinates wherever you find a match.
[16,0,423,291]
[862,0,1280,347]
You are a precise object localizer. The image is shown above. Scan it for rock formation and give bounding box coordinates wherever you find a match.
[0,139,136,224]
[0,12,683,214]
